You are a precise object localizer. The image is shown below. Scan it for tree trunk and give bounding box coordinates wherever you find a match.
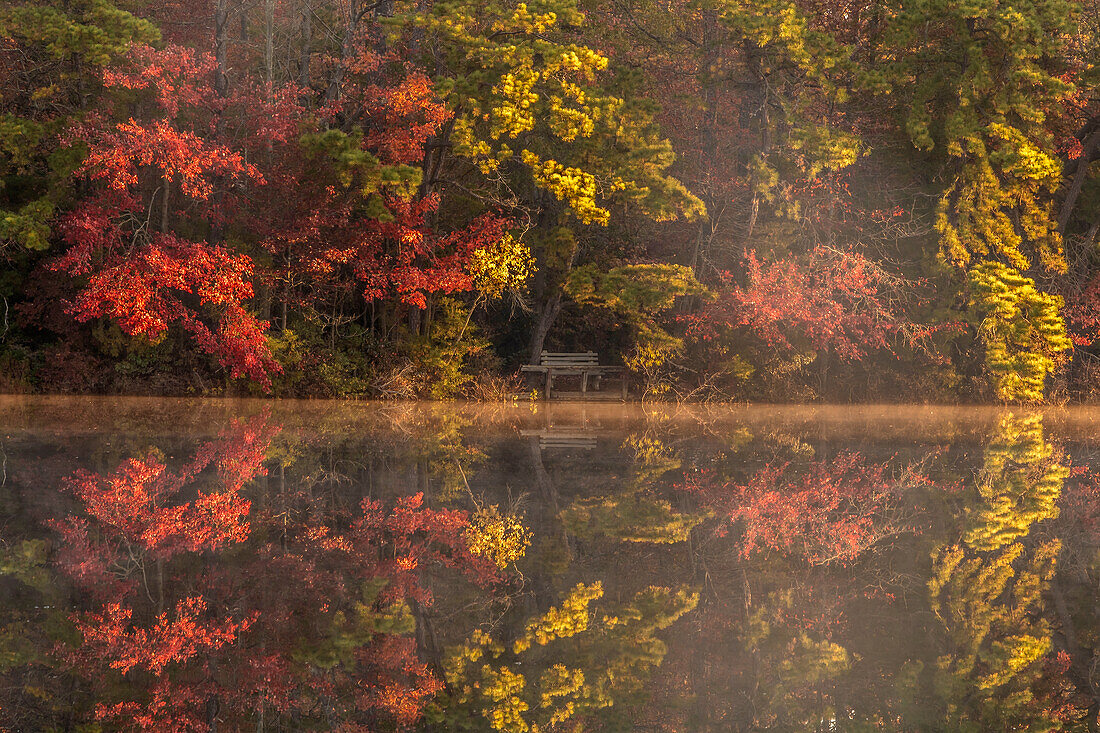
[214,0,229,98]
[1058,125,1100,235]
[264,0,275,91]
[323,5,357,105]
[298,1,311,89]
[527,294,562,364]
[212,0,230,244]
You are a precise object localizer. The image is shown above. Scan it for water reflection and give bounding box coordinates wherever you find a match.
[3,399,1100,729]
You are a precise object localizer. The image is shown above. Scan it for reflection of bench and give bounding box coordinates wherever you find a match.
[519,430,598,450]
[521,351,626,400]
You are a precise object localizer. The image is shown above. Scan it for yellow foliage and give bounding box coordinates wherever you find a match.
[964,414,1066,551]
[469,234,536,298]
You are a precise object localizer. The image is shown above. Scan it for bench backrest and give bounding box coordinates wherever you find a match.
[540,351,600,366]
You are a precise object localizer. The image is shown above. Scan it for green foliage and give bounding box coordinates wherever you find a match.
[0,0,158,65]
[0,0,158,253]
[887,0,1073,274]
[565,263,706,375]
[967,262,1071,401]
[300,128,421,204]
[403,298,491,399]
[741,588,853,724]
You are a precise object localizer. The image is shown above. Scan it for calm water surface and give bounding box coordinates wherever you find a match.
[3,397,1100,730]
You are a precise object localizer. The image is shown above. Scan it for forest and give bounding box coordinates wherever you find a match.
[3,0,1100,402]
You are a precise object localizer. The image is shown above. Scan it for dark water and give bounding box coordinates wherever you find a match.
[3,397,1100,731]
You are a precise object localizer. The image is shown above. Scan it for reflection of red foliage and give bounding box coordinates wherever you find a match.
[52,415,278,596]
[680,452,930,565]
[53,415,502,729]
[684,247,938,361]
[72,597,253,676]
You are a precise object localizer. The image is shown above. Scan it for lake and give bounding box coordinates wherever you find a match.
[2,397,1099,730]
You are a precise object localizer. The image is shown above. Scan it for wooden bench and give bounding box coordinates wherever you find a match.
[521,351,626,399]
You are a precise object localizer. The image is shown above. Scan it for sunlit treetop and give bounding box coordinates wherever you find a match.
[410,0,703,225]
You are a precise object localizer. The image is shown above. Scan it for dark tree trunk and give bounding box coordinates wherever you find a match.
[1059,125,1100,235]
[211,0,230,244]
[527,294,562,364]
[298,1,311,89]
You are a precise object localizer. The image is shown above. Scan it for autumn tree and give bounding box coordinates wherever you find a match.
[408,0,704,362]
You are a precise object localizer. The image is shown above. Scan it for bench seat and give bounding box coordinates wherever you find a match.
[521,351,627,398]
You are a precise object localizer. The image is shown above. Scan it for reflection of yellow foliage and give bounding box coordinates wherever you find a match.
[435,583,697,731]
[929,540,1058,697]
[466,505,532,570]
[514,582,603,653]
[538,664,585,724]
[965,414,1066,552]
[482,666,529,732]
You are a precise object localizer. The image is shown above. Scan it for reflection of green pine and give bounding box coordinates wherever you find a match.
[562,494,704,544]
[740,589,853,726]
[292,578,414,670]
[560,434,706,544]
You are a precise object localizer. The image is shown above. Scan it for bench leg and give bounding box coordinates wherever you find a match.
[621,376,628,400]
[545,371,552,400]
[581,370,588,394]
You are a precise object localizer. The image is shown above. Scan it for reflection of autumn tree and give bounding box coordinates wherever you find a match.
[1029,445,1100,725]
[905,413,1072,729]
[430,581,698,731]
[965,414,1068,551]
[682,451,930,565]
[48,414,508,730]
[408,412,488,503]
[561,435,705,545]
[52,415,277,599]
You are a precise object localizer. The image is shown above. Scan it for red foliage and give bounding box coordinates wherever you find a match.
[54,211,278,386]
[46,41,281,389]
[1063,274,1100,347]
[684,246,936,361]
[680,452,930,565]
[52,415,278,597]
